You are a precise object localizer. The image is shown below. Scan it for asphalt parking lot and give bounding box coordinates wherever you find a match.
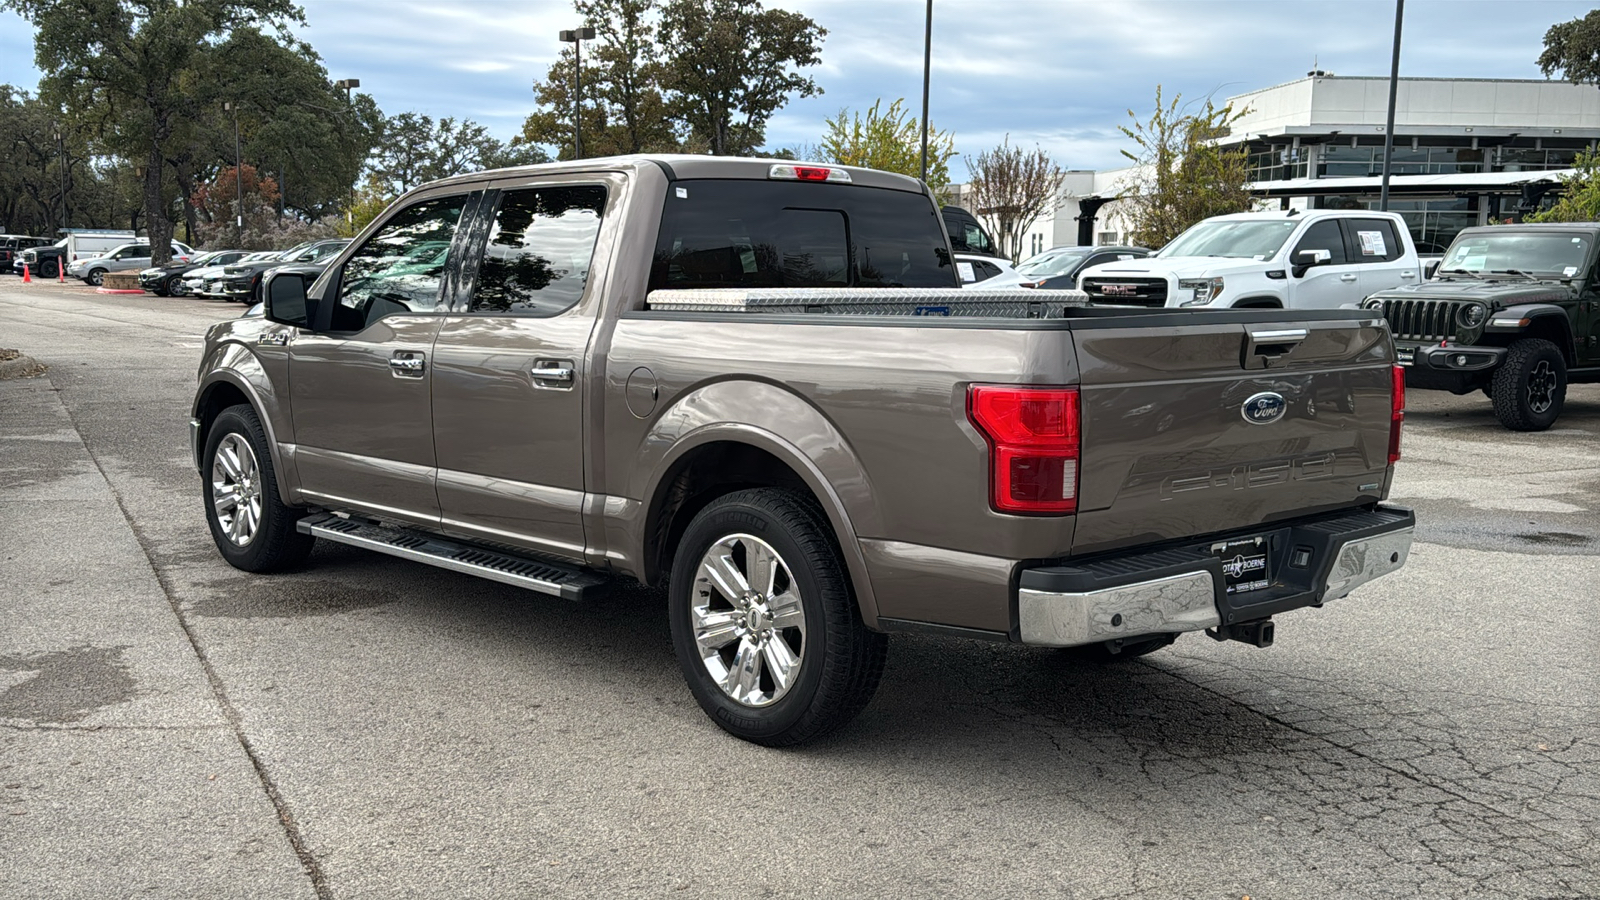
[2,277,1597,899]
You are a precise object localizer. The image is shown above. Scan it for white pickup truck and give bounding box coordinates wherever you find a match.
[1078,209,1421,309]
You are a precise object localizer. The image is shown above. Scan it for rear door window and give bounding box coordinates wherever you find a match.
[650,180,955,290]
[1347,218,1404,262]
[469,184,608,315]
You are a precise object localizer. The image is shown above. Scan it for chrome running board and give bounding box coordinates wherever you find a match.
[297,512,608,601]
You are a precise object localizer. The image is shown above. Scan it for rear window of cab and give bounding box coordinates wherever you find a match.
[649,180,957,290]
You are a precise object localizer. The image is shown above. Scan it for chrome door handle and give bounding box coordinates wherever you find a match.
[1400,271,1416,279]
[1339,273,1358,282]
[530,365,574,383]
[389,355,426,377]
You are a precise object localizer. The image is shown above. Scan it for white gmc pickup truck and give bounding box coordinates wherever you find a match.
[1078,209,1421,309]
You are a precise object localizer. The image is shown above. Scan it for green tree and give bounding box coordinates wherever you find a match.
[519,0,679,159]
[657,0,825,155]
[964,137,1067,264]
[368,113,540,196]
[1116,86,1252,249]
[197,27,381,222]
[819,98,955,191]
[3,0,305,263]
[1527,147,1600,222]
[1539,9,1600,86]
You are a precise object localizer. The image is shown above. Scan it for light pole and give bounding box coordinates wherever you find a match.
[53,127,66,235]
[1378,0,1405,211]
[919,0,932,184]
[223,101,243,245]
[334,79,361,227]
[559,27,595,159]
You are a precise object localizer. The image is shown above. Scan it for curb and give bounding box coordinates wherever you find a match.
[96,287,147,295]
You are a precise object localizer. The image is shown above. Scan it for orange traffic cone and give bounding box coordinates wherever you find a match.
[21,264,30,283]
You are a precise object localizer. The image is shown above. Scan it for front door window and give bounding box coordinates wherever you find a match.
[333,195,467,331]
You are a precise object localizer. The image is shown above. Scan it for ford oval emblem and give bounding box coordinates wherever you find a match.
[1242,391,1288,425]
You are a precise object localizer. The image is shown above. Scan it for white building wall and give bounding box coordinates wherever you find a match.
[1228,75,1600,136]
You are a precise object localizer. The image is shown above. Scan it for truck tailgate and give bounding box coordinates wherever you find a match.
[1071,314,1394,556]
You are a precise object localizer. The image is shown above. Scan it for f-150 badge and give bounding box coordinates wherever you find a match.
[1241,391,1287,425]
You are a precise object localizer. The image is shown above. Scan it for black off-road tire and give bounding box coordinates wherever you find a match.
[202,404,314,572]
[1490,338,1566,432]
[1062,633,1179,663]
[40,259,59,278]
[668,488,888,746]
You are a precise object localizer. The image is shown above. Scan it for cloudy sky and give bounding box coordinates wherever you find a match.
[2,0,1595,173]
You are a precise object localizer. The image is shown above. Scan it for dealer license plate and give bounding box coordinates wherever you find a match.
[1212,536,1272,595]
[1396,346,1415,366]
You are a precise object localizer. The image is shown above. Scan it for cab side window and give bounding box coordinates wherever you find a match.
[1292,220,1348,265]
[334,195,466,331]
[1349,218,1403,262]
[471,185,607,315]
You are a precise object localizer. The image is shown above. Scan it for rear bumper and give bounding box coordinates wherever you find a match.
[1015,505,1414,648]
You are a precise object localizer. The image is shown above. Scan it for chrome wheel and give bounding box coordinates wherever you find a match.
[690,533,806,707]
[1527,360,1557,414]
[210,433,263,547]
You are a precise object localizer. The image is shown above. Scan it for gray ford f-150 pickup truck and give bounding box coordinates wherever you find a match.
[191,155,1414,745]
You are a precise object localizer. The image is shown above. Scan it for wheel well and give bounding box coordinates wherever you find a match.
[644,442,813,587]
[1521,317,1575,365]
[194,382,250,456]
[1232,296,1283,309]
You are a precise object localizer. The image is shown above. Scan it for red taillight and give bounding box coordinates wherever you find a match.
[1389,363,1405,465]
[968,385,1081,514]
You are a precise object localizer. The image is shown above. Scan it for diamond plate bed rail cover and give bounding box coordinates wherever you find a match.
[645,287,1091,318]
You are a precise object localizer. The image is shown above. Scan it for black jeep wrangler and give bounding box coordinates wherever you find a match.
[1364,223,1600,431]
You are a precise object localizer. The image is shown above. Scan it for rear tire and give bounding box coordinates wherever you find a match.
[202,404,314,572]
[1490,338,1566,431]
[668,488,887,746]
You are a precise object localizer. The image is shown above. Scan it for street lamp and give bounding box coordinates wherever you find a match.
[53,127,66,235]
[559,27,595,159]
[919,0,932,184]
[223,101,243,245]
[334,79,361,226]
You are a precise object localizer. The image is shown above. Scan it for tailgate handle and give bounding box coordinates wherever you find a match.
[1243,328,1308,369]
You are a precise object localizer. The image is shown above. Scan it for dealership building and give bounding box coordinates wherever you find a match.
[995,73,1600,257]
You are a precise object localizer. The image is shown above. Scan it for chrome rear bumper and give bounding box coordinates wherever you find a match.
[1016,506,1414,648]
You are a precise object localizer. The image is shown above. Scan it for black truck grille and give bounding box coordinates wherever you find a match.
[1371,298,1458,343]
[1081,277,1168,307]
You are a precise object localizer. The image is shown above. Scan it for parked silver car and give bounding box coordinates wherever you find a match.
[69,241,196,285]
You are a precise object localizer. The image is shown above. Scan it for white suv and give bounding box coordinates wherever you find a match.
[1077,210,1420,309]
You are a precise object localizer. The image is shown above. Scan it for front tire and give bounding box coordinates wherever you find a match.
[87,268,106,286]
[668,488,887,746]
[165,274,186,296]
[1490,338,1566,431]
[202,404,314,572]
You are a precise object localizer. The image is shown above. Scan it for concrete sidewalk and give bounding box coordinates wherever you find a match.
[0,371,314,899]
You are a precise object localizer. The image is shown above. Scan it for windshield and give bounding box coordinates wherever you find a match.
[1018,248,1094,276]
[1159,219,1300,259]
[1439,231,1592,278]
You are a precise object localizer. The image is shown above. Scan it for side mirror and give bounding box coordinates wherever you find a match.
[1291,248,1332,278]
[262,270,312,328]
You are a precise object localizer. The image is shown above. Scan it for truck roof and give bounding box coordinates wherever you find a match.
[415,154,929,196]
[1202,208,1406,224]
